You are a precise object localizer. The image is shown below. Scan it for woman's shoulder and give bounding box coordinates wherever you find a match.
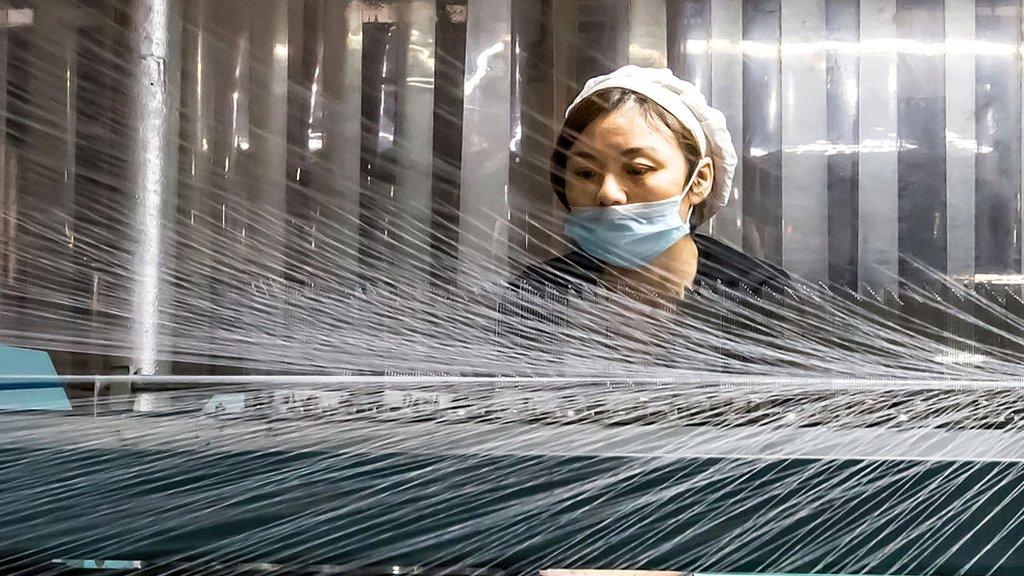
[692,233,790,294]
[511,250,603,292]
[507,233,790,297]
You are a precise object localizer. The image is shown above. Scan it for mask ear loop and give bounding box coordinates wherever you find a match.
[681,157,711,196]
[680,157,710,228]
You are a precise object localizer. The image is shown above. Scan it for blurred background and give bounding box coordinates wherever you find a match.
[5,3,1024,573]
[0,0,1022,374]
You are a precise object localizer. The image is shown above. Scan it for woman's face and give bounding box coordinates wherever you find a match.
[564,103,692,209]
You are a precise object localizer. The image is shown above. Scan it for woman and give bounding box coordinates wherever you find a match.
[500,66,789,369]
[517,66,786,302]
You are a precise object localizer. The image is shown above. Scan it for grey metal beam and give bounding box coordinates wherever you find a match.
[896,0,947,284]
[975,0,1021,274]
[393,0,436,283]
[858,0,899,297]
[742,0,782,265]
[127,0,182,375]
[15,1,76,285]
[246,0,289,277]
[826,0,860,289]
[321,0,363,276]
[944,0,974,279]
[459,0,513,287]
[509,0,564,266]
[627,0,667,68]
[667,0,710,92]
[708,0,743,247]
[781,0,828,283]
[0,26,8,284]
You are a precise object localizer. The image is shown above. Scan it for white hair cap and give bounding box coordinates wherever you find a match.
[566,65,738,227]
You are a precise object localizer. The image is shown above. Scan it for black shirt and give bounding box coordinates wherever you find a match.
[514,232,790,298]
[497,233,792,372]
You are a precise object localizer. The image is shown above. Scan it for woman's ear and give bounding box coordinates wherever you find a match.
[685,159,715,206]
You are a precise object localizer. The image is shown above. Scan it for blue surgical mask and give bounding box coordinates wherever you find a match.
[563,161,706,269]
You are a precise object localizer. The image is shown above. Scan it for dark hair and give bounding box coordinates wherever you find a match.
[550,88,704,209]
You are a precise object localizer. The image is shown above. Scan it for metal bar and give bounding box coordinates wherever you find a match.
[321,0,363,277]
[667,0,710,93]
[709,0,743,247]
[11,1,77,312]
[896,0,947,285]
[944,0,975,279]
[627,0,667,68]
[742,0,782,265]
[576,0,627,82]
[858,0,899,297]
[246,0,289,277]
[552,0,580,115]
[284,0,315,283]
[128,0,182,375]
[0,26,7,281]
[357,16,400,282]
[173,0,217,373]
[429,1,467,288]
[508,0,558,265]
[393,0,437,283]
[826,0,860,289]
[547,0,580,257]
[975,0,1021,274]
[16,373,1024,389]
[459,0,512,287]
[2,150,13,285]
[781,0,828,283]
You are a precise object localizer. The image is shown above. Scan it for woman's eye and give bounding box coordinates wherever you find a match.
[572,169,596,179]
[626,165,653,177]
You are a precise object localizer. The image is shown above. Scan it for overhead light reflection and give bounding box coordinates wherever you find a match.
[969,274,1024,285]
[406,77,435,88]
[750,139,926,156]
[464,41,506,96]
[946,131,993,154]
[685,38,1020,57]
[308,131,323,152]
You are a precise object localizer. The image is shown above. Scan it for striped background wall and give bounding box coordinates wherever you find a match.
[343,0,1024,293]
[3,0,1023,299]
[557,0,1019,293]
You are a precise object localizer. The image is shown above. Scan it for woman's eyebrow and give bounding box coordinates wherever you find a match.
[620,146,656,157]
[568,150,598,162]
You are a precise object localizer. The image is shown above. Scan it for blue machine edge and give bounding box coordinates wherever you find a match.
[0,344,71,411]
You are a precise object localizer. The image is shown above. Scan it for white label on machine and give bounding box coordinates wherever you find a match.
[382,390,453,411]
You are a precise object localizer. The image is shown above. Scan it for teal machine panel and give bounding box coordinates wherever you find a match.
[0,344,71,411]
